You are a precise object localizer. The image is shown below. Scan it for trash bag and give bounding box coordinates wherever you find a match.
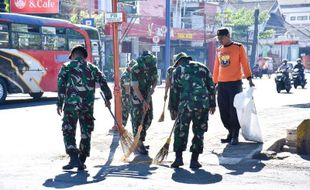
[234,87,263,143]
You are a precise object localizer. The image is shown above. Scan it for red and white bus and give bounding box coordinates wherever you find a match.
[0,13,103,103]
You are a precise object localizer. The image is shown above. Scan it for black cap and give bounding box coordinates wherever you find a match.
[217,28,230,36]
[69,45,88,59]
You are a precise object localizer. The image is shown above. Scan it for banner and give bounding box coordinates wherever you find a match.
[10,0,59,14]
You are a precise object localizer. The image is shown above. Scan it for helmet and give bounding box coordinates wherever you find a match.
[173,52,192,66]
[282,59,287,64]
[296,58,302,63]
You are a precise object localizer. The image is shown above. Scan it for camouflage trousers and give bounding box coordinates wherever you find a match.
[131,99,153,142]
[173,108,209,154]
[62,110,95,157]
[122,95,131,126]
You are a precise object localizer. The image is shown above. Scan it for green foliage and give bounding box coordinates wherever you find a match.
[4,0,9,12]
[259,29,275,39]
[216,8,272,41]
[221,8,269,27]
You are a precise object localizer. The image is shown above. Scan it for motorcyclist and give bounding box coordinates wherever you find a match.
[278,59,290,80]
[293,58,305,81]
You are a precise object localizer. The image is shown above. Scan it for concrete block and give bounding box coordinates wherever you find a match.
[297,119,310,155]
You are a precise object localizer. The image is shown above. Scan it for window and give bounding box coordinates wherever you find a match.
[297,16,308,21]
[0,23,9,48]
[67,28,85,50]
[11,24,42,50]
[12,33,41,50]
[42,27,67,51]
[290,16,296,21]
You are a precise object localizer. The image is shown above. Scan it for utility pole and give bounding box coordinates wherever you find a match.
[250,9,259,69]
[112,0,122,128]
[164,0,171,76]
[204,1,207,65]
[89,0,93,17]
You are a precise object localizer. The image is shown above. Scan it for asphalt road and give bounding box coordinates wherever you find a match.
[0,73,309,190]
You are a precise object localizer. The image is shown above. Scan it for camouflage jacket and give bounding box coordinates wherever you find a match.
[130,53,158,104]
[170,60,216,113]
[120,70,130,97]
[57,57,112,111]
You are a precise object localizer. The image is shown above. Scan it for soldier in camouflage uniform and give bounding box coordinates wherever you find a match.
[57,45,112,170]
[130,50,158,155]
[164,55,180,120]
[120,59,137,127]
[170,52,216,169]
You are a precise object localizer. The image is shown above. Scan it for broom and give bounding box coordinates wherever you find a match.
[121,93,152,159]
[100,92,136,160]
[153,116,178,164]
[121,113,146,160]
[158,99,166,122]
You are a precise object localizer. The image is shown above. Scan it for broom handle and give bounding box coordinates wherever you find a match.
[100,91,121,130]
[167,115,179,141]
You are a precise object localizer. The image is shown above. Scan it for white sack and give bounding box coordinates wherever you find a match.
[233,87,263,143]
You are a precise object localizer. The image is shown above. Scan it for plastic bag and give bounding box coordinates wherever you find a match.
[234,87,263,143]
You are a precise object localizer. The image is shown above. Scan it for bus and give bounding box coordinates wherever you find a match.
[0,13,103,103]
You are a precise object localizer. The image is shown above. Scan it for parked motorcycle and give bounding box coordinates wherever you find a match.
[292,68,307,89]
[275,70,291,93]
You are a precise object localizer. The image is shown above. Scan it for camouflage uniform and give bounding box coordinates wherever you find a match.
[57,57,112,157]
[166,65,179,120]
[120,70,131,126]
[170,57,216,154]
[130,52,158,142]
[120,60,137,127]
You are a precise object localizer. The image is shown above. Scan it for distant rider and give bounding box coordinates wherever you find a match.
[294,58,305,81]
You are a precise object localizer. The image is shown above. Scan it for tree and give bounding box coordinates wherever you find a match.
[216,8,274,42]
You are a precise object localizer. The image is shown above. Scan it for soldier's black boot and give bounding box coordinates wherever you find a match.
[221,133,232,143]
[137,141,149,155]
[62,153,83,170]
[190,152,202,170]
[171,151,184,168]
[78,154,87,171]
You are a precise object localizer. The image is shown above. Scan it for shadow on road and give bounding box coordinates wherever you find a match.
[0,97,57,110]
[286,103,310,109]
[93,154,157,181]
[300,154,310,161]
[222,159,265,175]
[43,131,121,188]
[172,168,222,184]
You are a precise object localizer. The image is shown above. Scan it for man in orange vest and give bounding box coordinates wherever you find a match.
[213,28,255,145]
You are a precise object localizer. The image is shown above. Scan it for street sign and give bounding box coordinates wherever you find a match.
[152,45,160,52]
[161,26,167,34]
[105,12,123,23]
[152,35,160,43]
[82,18,95,27]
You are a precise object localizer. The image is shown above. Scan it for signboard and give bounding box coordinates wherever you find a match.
[82,18,95,27]
[152,35,160,43]
[152,45,160,52]
[105,12,123,23]
[10,0,59,14]
[176,33,193,40]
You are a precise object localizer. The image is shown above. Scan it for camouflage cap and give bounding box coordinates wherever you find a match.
[69,44,88,59]
[174,52,192,66]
